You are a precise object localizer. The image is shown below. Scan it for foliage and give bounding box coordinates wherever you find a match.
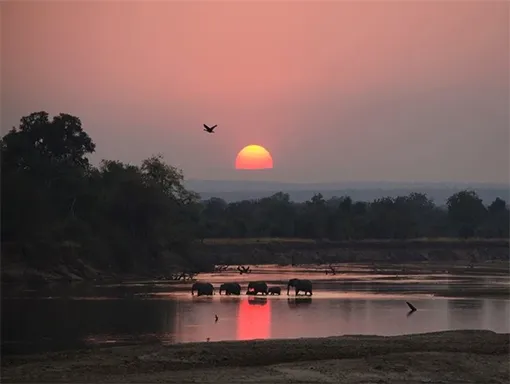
[1,112,201,274]
[1,112,509,275]
[197,189,508,241]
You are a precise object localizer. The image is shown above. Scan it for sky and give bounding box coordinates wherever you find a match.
[1,0,509,184]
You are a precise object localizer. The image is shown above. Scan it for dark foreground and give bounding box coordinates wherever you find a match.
[2,330,509,383]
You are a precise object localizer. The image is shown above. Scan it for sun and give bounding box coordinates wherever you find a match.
[235,145,273,170]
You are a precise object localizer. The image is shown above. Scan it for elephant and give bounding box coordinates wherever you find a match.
[191,282,214,296]
[287,278,313,296]
[268,286,281,295]
[219,282,241,295]
[246,281,268,295]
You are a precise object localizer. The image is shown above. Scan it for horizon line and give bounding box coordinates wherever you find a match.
[185,179,510,187]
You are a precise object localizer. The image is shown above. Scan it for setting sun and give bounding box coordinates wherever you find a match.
[235,145,274,170]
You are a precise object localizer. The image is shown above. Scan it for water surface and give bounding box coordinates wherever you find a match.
[2,265,509,355]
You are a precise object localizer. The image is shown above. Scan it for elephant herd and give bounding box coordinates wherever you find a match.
[191,278,313,297]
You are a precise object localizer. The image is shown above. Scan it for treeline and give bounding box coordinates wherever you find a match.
[1,112,202,274]
[1,112,509,275]
[199,191,509,240]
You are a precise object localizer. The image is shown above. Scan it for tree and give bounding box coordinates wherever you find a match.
[446,190,487,237]
[2,112,95,175]
[1,112,96,246]
[1,111,204,275]
[484,198,509,238]
[488,198,507,215]
[141,155,199,204]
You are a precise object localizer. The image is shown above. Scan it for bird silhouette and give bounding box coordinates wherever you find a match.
[215,314,219,322]
[406,301,417,312]
[203,124,217,133]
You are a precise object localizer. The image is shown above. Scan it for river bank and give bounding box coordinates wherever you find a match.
[2,330,508,383]
[2,238,508,285]
[198,237,510,266]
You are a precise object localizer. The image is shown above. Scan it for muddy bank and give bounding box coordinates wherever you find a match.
[2,238,508,285]
[2,330,508,383]
[198,238,510,267]
[1,260,117,286]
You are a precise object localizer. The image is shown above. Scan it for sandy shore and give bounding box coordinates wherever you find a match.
[2,330,509,383]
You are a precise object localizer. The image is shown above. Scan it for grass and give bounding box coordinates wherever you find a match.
[201,237,509,246]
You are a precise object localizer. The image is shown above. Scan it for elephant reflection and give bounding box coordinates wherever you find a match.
[287,278,313,296]
[287,297,312,308]
[219,282,241,295]
[220,295,240,304]
[248,296,268,306]
[191,282,214,296]
[246,281,268,295]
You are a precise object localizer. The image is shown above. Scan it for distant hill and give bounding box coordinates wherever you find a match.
[184,179,510,205]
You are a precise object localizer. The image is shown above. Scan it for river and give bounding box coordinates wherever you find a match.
[2,264,509,355]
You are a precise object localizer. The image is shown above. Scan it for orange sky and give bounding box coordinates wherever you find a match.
[1,1,508,183]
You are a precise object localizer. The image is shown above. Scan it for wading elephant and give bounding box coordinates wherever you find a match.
[219,282,241,295]
[246,281,268,295]
[268,286,281,295]
[287,278,313,296]
[191,282,214,296]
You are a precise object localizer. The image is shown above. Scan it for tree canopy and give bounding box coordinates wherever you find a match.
[1,112,201,274]
[2,112,508,275]
[198,190,508,241]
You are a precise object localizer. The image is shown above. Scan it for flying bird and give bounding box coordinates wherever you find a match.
[215,314,219,322]
[203,124,217,133]
[406,301,417,312]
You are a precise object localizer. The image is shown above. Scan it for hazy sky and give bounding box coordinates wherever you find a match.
[2,1,509,184]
